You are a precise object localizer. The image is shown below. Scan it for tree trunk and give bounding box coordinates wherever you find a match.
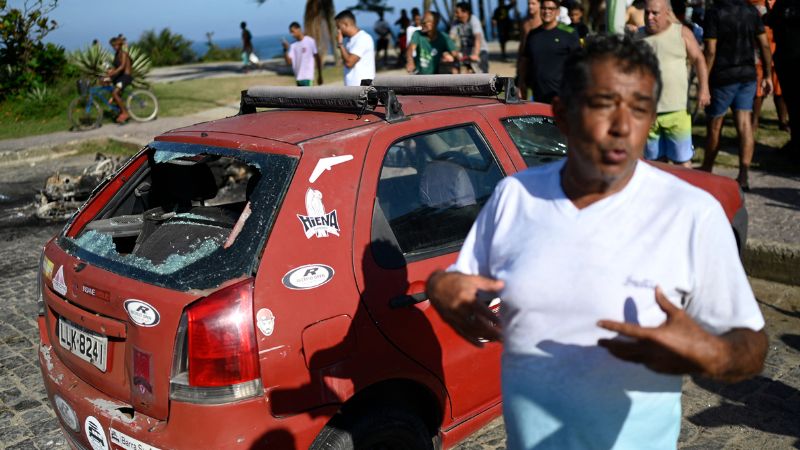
[305,0,340,67]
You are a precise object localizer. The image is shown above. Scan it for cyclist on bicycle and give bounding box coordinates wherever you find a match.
[107,35,133,124]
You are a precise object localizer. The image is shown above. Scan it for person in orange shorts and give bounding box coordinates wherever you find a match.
[751,0,790,131]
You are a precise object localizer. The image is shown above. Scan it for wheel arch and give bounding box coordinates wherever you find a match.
[330,378,445,439]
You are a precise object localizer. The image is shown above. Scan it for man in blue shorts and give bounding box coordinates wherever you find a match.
[700,0,773,190]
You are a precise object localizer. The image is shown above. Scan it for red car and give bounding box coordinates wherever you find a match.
[36,75,746,450]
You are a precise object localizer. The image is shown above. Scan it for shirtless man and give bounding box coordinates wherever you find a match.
[106,36,132,124]
[517,0,542,95]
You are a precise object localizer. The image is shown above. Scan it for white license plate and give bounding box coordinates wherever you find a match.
[58,318,108,372]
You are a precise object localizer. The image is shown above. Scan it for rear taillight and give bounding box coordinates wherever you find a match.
[170,278,262,404]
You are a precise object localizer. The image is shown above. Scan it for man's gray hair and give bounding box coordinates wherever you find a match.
[559,34,662,112]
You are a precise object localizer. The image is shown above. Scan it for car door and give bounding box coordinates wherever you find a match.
[352,110,516,422]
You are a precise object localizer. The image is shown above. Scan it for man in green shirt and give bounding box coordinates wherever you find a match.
[406,11,457,74]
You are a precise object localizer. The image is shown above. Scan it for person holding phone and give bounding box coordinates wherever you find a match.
[282,22,323,86]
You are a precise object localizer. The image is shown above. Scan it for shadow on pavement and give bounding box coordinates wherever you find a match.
[747,186,800,211]
[689,375,800,446]
[780,334,800,353]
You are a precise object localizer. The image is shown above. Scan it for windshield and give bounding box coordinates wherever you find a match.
[59,141,297,291]
[501,115,567,167]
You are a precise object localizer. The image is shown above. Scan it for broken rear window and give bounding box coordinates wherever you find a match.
[58,141,297,291]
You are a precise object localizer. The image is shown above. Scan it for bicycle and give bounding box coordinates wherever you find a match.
[68,78,159,130]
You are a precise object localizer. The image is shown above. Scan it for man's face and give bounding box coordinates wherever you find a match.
[554,57,657,189]
[528,0,541,16]
[421,13,436,35]
[568,8,583,23]
[645,0,670,34]
[455,7,469,22]
[336,19,355,37]
[540,1,559,26]
[413,13,421,25]
[290,26,302,40]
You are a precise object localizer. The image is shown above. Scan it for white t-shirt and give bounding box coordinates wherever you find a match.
[288,35,317,82]
[406,25,422,56]
[451,159,763,449]
[344,29,376,86]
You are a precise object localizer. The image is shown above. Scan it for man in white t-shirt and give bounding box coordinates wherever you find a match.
[406,7,423,58]
[282,22,323,86]
[426,34,767,449]
[335,10,376,86]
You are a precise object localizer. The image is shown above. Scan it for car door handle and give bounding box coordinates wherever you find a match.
[389,292,428,309]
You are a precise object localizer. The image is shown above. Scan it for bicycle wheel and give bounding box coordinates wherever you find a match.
[68,96,104,130]
[126,89,159,122]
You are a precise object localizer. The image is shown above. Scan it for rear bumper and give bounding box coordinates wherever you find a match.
[37,316,330,450]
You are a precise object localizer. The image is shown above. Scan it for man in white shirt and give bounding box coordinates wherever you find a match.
[282,22,323,86]
[426,34,767,449]
[405,7,423,59]
[335,10,376,86]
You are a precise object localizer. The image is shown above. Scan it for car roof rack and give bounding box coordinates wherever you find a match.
[239,74,520,123]
[370,74,520,103]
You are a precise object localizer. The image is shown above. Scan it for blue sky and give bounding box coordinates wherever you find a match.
[16,0,423,50]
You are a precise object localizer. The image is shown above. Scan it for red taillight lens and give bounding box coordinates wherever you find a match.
[186,279,260,387]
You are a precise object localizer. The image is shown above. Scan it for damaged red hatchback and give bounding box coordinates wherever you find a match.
[36,75,747,450]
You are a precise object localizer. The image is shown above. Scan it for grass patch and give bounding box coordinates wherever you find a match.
[0,64,347,140]
[70,138,142,157]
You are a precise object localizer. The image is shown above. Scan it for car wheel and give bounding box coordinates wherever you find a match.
[310,406,435,450]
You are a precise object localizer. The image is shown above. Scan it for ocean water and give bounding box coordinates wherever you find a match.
[193,27,380,60]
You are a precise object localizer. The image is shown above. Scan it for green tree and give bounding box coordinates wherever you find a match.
[135,28,196,67]
[348,0,394,15]
[0,0,66,98]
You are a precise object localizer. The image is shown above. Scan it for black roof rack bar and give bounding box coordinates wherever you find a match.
[240,85,379,115]
[371,74,520,103]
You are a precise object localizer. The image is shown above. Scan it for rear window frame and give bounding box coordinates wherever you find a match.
[57,141,298,291]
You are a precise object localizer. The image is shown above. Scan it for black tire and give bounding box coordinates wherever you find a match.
[310,406,435,450]
[68,96,103,130]
[126,89,159,122]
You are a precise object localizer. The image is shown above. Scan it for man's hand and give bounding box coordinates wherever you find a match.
[698,86,711,109]
[406,59,416,73]
[426,270,504,347]
[317,75,324,86]
[762,77,773,97]
[598,287,767,382]
[336,29,344,45]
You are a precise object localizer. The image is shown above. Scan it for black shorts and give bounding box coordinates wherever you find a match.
[112,74,133,91]
[377,37,390,51]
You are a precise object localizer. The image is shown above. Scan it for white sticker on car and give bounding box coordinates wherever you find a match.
[282,264,335,290]
[309,154,354,183]
[297,188,340,239]
[124,300,160,327]
[54,395,79,432]
[256,308,275,337]
[52,265,67,296]
[110,428,162,450]
[84,416,109,450]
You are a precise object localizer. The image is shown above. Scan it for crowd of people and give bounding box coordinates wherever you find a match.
[240,0,797,177]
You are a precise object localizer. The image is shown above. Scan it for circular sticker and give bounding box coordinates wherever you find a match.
[124,300,160,327]
[282,264,334,290]
[256,308,275,337]
[54,395,78,432]
[84,416,109,450]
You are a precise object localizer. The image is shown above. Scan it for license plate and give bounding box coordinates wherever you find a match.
[58,318,108,372]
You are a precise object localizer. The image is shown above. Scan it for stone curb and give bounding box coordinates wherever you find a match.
[743,239,800,286]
